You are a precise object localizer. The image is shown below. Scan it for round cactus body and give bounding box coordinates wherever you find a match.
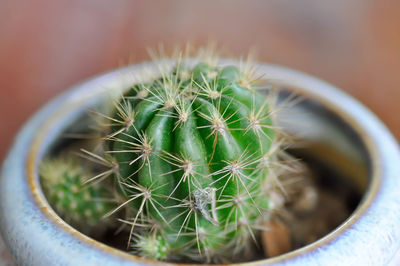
[106,61,279,262]
[40,157,114,233]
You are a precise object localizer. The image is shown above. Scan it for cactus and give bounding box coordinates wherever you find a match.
[40,156,114,234]
[41,53,292,263]
[95,58,285,263]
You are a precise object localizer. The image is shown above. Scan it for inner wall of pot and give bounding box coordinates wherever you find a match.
[276,90,370,200]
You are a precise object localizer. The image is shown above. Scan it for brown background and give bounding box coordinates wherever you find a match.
[1,1,399,161]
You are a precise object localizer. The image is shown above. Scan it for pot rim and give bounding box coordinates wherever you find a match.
[1,59,400,265]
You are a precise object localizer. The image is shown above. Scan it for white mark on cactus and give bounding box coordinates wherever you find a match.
[57,191,64,199]
[193,187,219,225]
[96,203,104,212]
[83,191,91,201]
[70,201,78,210]
[84,209,92,218]
[70,184,79,193]
[137,89,149,99]
[179,69,191,81]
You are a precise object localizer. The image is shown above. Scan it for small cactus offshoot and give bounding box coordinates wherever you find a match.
[40,156,114,233]
[40,51,297,263]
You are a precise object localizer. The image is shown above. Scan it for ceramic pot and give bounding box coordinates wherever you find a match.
[1,60,400,265]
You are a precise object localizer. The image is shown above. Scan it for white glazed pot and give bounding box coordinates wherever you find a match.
[1,60,400,265]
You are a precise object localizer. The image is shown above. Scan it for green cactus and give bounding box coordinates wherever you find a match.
[40,156,114,234]
[98,60,281,263]
[40,55,289,263]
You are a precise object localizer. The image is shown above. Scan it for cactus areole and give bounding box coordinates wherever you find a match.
[100,60,282,263]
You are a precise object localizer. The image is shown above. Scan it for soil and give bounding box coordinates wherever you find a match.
[262,152,362,258]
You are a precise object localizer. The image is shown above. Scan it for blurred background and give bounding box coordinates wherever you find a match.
[1,0,399,161]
